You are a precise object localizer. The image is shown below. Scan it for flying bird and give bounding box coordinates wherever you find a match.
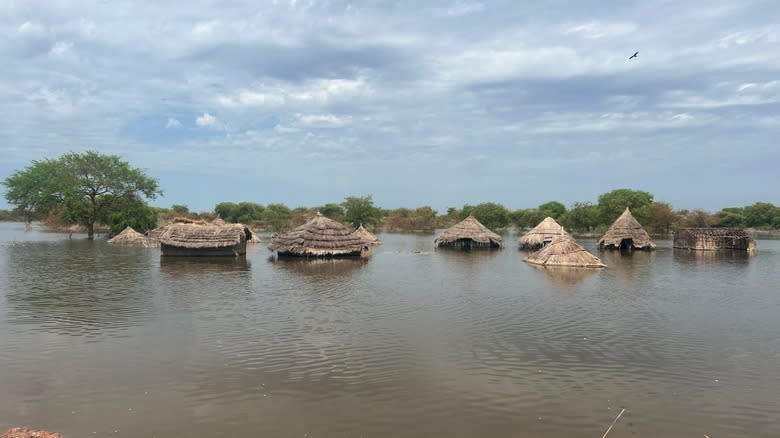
[628,51,639,60]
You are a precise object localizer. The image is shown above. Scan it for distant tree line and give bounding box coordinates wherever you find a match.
[3,152,780,236]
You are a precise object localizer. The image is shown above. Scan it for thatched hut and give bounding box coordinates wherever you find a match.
[352,224,382,246]
[598,208,656,250]
[268,214,371,257]
[434,215,503,249]
[524,235,606,268]
[517,216,567,250]
[158,218,253,256]
[107,226,158,247]
[674,228,756,252]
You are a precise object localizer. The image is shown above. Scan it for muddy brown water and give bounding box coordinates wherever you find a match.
[1,222,779,437]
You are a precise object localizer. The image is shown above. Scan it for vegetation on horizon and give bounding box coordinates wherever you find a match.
[4,154,780,236]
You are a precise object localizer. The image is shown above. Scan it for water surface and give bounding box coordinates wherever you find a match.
[1,222,778,437]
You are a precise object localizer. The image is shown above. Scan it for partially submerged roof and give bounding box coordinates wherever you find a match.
[107,226,158,247]
[158,219,251,249]
[518,216,567,249]
[524,235,606,268]
[434,215,503,248]
[352,224,382,246]
[598,208,656,250]
[268,214,370,257]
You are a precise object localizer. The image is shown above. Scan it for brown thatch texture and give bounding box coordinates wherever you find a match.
[158,221,251,249]
[674,228,756,252]
[268,214,370,257]
[352,224,382,246]
[517,216,567,249]
[524,235,606,268]
[107,226,158,247]
[2,429,63,438]
[598,208,656,250]
[434,215,503,248]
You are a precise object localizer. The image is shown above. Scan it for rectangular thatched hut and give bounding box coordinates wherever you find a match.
[158,218,252,256]
[673,228,756,252]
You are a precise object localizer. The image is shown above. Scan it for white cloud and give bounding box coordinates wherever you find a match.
[215,78,369,109]
[296,113,352,128]
[17,21,46,36]
[166,117,181,128]
[195,112,223,129]
[48,41,75,59]
[566,21,637,39]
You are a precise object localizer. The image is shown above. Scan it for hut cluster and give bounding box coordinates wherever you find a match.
[107,206,756,264]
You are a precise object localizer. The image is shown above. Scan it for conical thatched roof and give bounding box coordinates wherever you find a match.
[352,224,382,246]
[524,235,606,268]
[268,214,370,257]
[107,226,158,247]
[517,216,567,249]
[434,215,502,248]
[598,208,656,250]
[158,219,251,249]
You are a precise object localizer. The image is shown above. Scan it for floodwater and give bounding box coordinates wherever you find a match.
[1,222,779,437]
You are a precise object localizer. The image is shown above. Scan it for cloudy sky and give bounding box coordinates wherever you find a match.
[1,0,778,212]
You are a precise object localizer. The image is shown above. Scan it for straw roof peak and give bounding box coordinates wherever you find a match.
[598,207,655,250]
[107,226,158,247]
[524,234,606,268]
[518,216,567,250]
[269,215,370,257]
[435,215,502,248]
[352,224,382,246]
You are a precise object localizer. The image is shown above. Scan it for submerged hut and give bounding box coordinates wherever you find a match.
[434,215,503,249]
[598,208,656,250]
[158,218,253,256]
[352,224,382,246]
[518,217,567,250]
[107,226,158,247]
[524,235,606,268]
[268,214,371,257]
[674,228,756,252]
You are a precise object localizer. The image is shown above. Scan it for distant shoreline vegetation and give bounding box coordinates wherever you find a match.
[3,153,780,236]
[4,193,780,237]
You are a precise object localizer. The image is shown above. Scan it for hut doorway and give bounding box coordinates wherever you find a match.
[619,238,634,250]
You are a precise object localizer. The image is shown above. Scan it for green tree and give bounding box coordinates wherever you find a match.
[342,195,382,228]
[318,203,344,219]
[561,202,600,231]
[467,202,510,229]
[597,188,654,225]
[260,203,292,231]
[102,196,159,235]
[171,204,190,214]
[644,202,676,234]
[3,151,161,239]
[538,201,567,219]
[742,202,780,228]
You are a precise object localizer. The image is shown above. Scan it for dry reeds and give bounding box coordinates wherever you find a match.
[268,214,370,257]
[434,215,502,249]
[1,428,63,438]
[518,216,567,250]
[524,235,606,268]
[598,208,655,250]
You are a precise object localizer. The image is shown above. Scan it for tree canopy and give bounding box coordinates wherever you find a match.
[3,151,161,238]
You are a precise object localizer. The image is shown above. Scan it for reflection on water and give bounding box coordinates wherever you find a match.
[1,223,779,438]
[528,265,599,290]
[673,248,754,265]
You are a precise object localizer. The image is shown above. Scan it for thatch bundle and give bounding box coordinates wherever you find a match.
[157,217,252,256]
[598,208,656,250]
[2,429,63,438]
[517,217,567,250]
[434,215,503,249]
[524,235,606,268]
[107,226,158,247]
[352,224,382,246]
[268,214,370,257]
